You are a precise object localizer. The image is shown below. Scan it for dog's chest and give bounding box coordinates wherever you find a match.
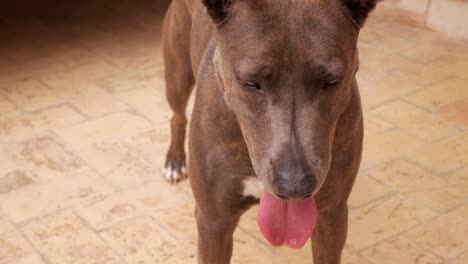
[242,177,264,199]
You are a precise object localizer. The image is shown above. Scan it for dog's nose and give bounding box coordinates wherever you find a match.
[274,178,315,200]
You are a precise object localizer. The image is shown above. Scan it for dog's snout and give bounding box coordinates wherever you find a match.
[274,177,316,200]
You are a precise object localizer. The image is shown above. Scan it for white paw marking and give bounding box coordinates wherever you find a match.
[163,165,187,183]
[242,177,264,198]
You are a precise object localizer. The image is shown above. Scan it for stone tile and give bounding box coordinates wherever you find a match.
[363,114,394,135]
[148,196,198,250]
[387,56,452,87]
[367,160,449,193]
[128,126,170,166]
[440,100,468,129]
[406,187,468,213]
[371,100,460,142]
[453,251,468,264]
[40,61,119,90]
[406,205,468,259]
[0,105,85,140]
[23,211,122,264]
[103,151,161,189]
[362,129,425,169]
[100,217,194,264]
[69,85,128,118]
[97,66,163,92]
[0,146,37,194]
[409,133,468,174]
[447,167,468,190]
[114,85,171,124]
[76,182,189,230]
[0,79,64,112]
[0,94,19,120]
[348,174,392,208]
[272,240,312,264]
[406,78,468,111]
[360,75,423,109]
[8,134,87,181]
[0,218,36,264]
[55,112,152,174]
[231,230,283,264]
[1,172,113,224]
[347,195,436,250]
[342,249,371,264]
[361,236,445,264]
[5,254,45,264]
[0,170,35,195]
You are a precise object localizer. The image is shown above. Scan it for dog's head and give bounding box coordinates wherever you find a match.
[202,0,377,199]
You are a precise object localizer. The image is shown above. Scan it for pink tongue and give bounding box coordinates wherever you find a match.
[257,191,317,249]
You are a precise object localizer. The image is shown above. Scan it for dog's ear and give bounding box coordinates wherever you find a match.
[340,0,378,26]
[201,0,235,24]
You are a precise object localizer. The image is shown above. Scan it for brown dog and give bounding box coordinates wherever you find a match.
[162,0,377,263]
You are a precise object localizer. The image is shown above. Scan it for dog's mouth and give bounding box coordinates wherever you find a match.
[257,190,317,249]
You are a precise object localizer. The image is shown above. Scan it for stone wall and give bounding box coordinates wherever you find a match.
[387,0,468,39]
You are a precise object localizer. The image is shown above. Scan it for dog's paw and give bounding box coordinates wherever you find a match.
[163,159,188,184]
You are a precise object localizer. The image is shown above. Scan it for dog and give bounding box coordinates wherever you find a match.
[162,0,377,263]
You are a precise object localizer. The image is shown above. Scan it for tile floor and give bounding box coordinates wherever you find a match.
[0,1,467,263]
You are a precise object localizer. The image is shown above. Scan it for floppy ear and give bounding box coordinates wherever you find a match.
[340,0,378,26]
[201,0,235,24]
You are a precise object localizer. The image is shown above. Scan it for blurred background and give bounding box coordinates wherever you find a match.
[0,0,467,263]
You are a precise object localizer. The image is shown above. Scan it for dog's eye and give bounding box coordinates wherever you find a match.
[244,81,262,91]
[323,80,338,89]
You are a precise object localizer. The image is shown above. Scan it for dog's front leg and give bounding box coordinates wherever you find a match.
[311,204,348,264]
[196,209,240,264]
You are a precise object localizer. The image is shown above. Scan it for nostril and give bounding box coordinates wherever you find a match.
[277,194,289,200]
[303,193,312,199]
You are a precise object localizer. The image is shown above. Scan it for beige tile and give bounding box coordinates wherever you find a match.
[364,114,394,135]
[348,174,392,208]
[406,78,468,111]
[0,145,37,195]
[342,249,371,264]
[447,167,468,190]
[100,217,194,264]
[406,187,468,213]
[55,112,152,174]
[231,230,283,264]
[5,254,45,264]
[371,100,459,141]
[103,151,161,189]
[0,230,36,264]
[114,85,171,124]
[271,240,312,264]
[0,79,64,112]
[8,134,87,181]
[347,195,436,250]
[360,75,423,109]
[406,205,468,259]
[409,133,468,174]
[453,251,468,264]
[97,66,163,92]
[76,182,189,230]
[23,211,121,264]
[0,219,36,264]
[69,86,128,117]
[361,236,445,264]
[1,171,113,224]
[367,160,449,193]
[150,198,198,250]
[440,100,468,129]
[40,61,118,90]
[0,94,19,120]
[0,106,85,139]
[362,129,425,168]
